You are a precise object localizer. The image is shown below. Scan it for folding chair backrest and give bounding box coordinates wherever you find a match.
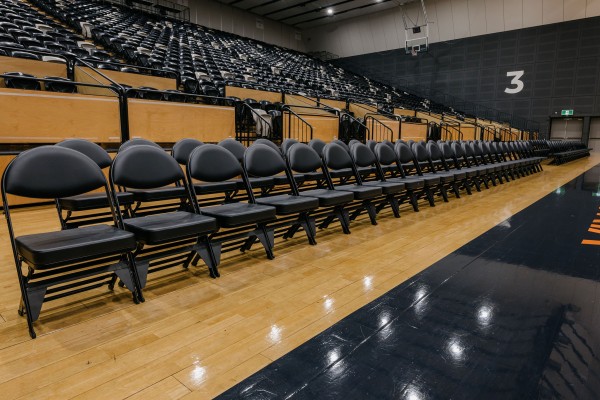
[281,139,299,155]
[426,141,443,161]
[374,143,397,166]
[173,138,204,165]
[119,138,162,153]
[218,138,246,162]
[56,138,112,169]
[332,139,350,152]
[112,145,184,189]
[253,138,281,154]
[351,143,377,168]
[188,144,242,182]
[244,144,286,177]
[323,142,354,170]
[3,146,106,199]
[308,138,326,156]
[451,142,465,158]
[412,142,430,163]
[287,143,322,173]
[394,141,416,164]
[439,142,455,160]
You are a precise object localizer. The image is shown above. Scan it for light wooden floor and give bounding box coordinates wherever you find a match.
[0,155,598,399]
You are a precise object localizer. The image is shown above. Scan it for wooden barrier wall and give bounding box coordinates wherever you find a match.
[0,56,67,88]
[318,98,346,110]
[400,122,428,141]
[349,103,377,119]
[394,108,416,117]
[284,93,320,108]
[0,88,121,143]
[225,86,282,103]
[75,66,176,91]
[128,99,235,143]
[366,117,400,141]
[284,114,339,142]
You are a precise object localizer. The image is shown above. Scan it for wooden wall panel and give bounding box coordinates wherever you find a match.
[0,156,46,206]
[128,99,235,143]
[400,122,428,141]
[349,103,377,119]
[459,125,478,141]
[394,108,416,117]
[0,56,67,88]
[225,86,282,103]
[319,98,346,110]
[0,89,121,143]
[366,118,400,141]
[75,67,176,91]
[284,114,339,142]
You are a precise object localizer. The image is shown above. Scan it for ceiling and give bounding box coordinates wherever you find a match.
[216,0,416,29]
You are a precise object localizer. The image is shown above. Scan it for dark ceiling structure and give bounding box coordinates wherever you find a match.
[216,0,413,29]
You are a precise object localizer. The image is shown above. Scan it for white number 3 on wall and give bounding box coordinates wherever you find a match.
[505,71,524,94]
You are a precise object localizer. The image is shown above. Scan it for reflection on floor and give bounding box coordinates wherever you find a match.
[218,165,600,399]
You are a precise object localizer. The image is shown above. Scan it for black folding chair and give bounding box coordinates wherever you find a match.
[2,146,142,338]
[243,144,320,246]
[110,145,220,281]
[187,144,277,261]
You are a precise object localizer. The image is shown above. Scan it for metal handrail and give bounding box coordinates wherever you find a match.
[237,102,273,141]
[364,114,394,142]
[281,105,313,142]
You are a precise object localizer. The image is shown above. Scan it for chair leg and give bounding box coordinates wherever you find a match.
[408,190,420,212]
[334,206,351,234]
[365,201,378,225]
[388,195,400,218]
[283,223,301,239]
[319,215,335,230]
[425,187,436,207]
[464,180,472,195]
[439,184,449,202]
[255,224,275,259]
[452,182,461,198]
[299,213,317,245]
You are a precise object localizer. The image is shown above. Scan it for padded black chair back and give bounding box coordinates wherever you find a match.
[308,139,326,156]
[172,138,204,165]
[451,142,465,158]
[351,143,377,168]
[439,142,455,160]
[3,146,106,199]
[323,142,354,170]
[366,140,377,152]
[56,139,112,169]
[243,144,286,177]
[394,141,416,164]
[218,138,246,162]
[426,141,444,161]
[374,143,397,166]
[188,144,242,182]
[111,145,184,189]
[281,138,299,155]
[381,140,394,149]
[412,142,430,163]
[253,138,280,154]
[119,138,162,153]
[287,143,322,173]
[332,139,350,152]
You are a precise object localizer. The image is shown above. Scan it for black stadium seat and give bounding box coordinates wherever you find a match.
[3,71,40,90]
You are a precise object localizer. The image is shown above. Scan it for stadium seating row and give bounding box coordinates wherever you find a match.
[2,137,544,338]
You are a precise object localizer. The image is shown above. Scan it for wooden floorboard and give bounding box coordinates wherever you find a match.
[0,155,597,399]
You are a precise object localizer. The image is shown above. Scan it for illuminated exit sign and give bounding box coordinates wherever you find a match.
[561,109,574,116]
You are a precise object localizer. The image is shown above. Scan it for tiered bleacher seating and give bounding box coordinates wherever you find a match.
[2,137,545,338]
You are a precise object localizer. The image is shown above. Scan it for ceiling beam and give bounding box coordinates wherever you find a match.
[262,0,320,18]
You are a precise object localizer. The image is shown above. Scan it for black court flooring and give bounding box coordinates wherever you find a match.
[217,165,600,400]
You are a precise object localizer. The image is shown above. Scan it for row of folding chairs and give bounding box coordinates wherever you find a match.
[1,137,544,338]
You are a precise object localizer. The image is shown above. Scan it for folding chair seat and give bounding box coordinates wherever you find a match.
[2,146,142,338]
[218,138,274,190]
[323,142,382,224]
[111,145,220,280]
[244,144,320,245]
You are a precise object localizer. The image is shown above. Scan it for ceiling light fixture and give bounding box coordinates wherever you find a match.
[326,8,334,15]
